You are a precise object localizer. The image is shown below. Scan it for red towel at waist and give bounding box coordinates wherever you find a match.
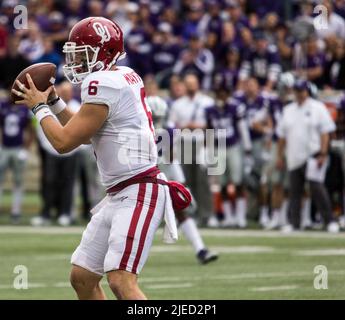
[106,166,191,211]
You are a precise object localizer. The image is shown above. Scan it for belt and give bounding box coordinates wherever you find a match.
[106,166,166,193]
[106,166,191,211]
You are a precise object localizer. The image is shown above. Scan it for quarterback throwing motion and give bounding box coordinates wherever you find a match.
[12,17,187,300]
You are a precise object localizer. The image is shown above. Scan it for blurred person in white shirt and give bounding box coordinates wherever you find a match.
[168,73,214,226]
[276,79,339,233]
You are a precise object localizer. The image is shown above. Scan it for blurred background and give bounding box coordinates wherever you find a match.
[1,0,345,232]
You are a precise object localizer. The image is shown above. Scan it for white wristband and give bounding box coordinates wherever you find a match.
[35,107,54,123]
[50,98,66,115]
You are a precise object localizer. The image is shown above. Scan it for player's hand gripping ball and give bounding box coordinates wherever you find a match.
[11,62,57,109]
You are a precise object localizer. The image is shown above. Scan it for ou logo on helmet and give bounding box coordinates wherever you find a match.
[93,22,111,44]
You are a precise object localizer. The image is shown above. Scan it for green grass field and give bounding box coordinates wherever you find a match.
[0,226,345,300]
[1,192,345,299]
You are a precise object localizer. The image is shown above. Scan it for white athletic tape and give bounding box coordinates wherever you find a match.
[35,107,54,123]
[50,98,66,115]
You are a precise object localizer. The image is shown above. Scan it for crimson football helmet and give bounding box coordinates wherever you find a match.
[63,17,126,84]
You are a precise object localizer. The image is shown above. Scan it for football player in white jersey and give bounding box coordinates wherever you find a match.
[12,17,188,300]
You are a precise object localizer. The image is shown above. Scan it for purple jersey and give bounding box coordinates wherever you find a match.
[240,45,281,86]
[126,27,153,76]
[206,16,224,36]
[234,92,271,140]
[294,52,326,87]
[152,43,181,73]
[0,102,30,148]
[205,98,245,147]
[213,67,239,92]
[307,53,326,87]
[268,96,283,141]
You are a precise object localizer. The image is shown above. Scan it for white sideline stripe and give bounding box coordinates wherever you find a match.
[0,283,47,289]
[250,285,298,292]
[0,226,343,239]
[295,249,345,256]
[2,270,345,290]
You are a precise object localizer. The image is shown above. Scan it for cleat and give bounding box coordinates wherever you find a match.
[57,214,72,227]
[207,216,220,228]
[197,249,219,265]
[220,217,236,228]
[31,216,51,227]
[327,221,340,233]
[280,224,295,234]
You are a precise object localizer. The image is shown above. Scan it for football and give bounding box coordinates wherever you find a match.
[11,62,57,103]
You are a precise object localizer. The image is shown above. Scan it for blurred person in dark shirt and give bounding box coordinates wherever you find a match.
[181,0,205,40]
[198,0,224,39]
[213,45,240,94]
[0,0,18,32]
[125,7,153,77]
[152,22,181,88]
[34,38,61,67]
[262,12,280,45]
[138,0,157,36]
[239,26,253,50]
[275,22,295,72]
[0,35,30,89]
[225,0,250,32]
[324,39,345,90]
[334,0,345,19]
[173,35,215,90]
[160,6,183,37]
[293,35,326,88]
[219,21,243,61]
[17,20,44,62]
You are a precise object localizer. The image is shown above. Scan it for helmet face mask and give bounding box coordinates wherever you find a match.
[62,17,126,84]
[63,42,101,84]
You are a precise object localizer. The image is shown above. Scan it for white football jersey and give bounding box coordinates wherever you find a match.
[81,66,157,189]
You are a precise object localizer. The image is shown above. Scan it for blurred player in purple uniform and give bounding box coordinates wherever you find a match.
[238,31,281,91]
[234,77,273,227]
[205,88,252,228]
[0,100,34,223]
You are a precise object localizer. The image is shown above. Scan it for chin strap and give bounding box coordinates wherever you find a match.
[106,51,127,70]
